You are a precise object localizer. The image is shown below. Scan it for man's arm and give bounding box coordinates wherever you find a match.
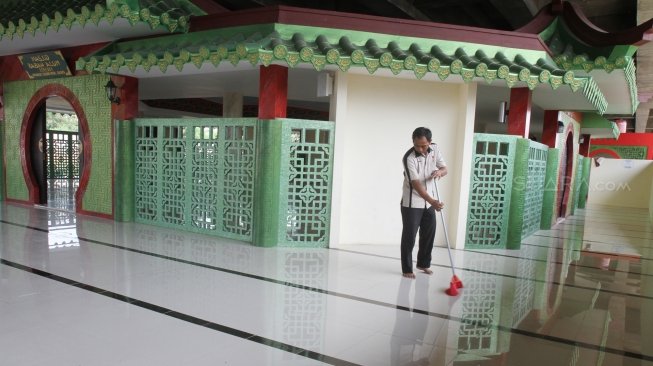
[410,179,444,211]
[430,166,447,179]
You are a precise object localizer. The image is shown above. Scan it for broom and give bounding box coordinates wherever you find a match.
[433,180,463,296]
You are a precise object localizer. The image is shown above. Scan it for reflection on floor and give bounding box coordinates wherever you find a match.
[46,178,78,212]
[0,203,651,365]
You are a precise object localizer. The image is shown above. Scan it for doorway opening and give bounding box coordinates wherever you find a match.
[31,96,82,213]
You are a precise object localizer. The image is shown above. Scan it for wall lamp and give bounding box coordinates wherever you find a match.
[104,79,121,105]
[498,101,508,123]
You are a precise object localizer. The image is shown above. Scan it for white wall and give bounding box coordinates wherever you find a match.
[330,72,475,248]
[587,158,653,209]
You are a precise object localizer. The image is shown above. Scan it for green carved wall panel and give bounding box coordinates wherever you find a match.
[277,119,335,247]
[521,140,548,238]
[466,134,517,249]
[134,118,256,241]
[2,74,112,214]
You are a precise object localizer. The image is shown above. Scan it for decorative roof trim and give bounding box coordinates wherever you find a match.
[77,23,608,114]
[518,1,653,47]
[0,1,194,41]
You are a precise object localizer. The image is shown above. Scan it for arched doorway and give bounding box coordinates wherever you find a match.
[44,97,82,211]
[557,130,574,218]
[20,84,92,213]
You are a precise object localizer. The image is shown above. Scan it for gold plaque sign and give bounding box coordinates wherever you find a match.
[18,50,72,79]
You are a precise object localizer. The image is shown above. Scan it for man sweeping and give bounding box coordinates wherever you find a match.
[400,127,447,279]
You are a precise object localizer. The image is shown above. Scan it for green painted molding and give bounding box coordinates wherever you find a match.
[541,148,560,229]
[507,138,529,250]
[0,0,204,40]
[76,22,607,113]
[582,112,620,139]
[253,119,284,247]
[114,119,135,222]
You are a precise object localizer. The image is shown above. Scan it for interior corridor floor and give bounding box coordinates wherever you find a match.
[0,202,651,365]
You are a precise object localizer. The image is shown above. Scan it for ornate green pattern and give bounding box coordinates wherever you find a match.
[77,23,606,113]
[521,140,548,238]
[590,145,647,159]
[466,134,517,249]
[279,119,334,247]
[542,18,638,114]
[134,118,256,242]
[2,75,112,214]
[0,0,202,40]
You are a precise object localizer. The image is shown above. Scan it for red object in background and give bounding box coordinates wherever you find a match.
[591,132,653,160]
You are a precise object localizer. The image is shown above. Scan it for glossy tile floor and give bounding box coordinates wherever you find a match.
[1,202,652,365]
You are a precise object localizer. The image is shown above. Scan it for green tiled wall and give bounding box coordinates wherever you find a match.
[3,74,112,215]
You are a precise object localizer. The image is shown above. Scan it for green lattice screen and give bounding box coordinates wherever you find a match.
[521,140,548,238]
[46,130,80,179]
[278,119,335,247]
[590,145,647,159]
[466,134,517,249]
[134,118,256,241]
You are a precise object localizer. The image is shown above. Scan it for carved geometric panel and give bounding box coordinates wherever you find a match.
[279,120,335,247]
[521,141,548,238]
[466,134,517,249]
[134,119,256,241]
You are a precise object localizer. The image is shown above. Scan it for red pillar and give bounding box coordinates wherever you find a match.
[541,110,559,148]
[579,134,591,156]
[111,76,139,121]
[258,65,287,119]
[507,87,532,138]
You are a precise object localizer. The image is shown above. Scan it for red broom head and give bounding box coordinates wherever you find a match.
[452,275,463,289]
[445,281,459,296]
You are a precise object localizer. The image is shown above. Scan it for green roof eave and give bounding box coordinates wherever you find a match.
[582,112,620,139]
[540,16,638,73]
[0,0,205,40]
[539,18,639,115]
[77,22,608,114]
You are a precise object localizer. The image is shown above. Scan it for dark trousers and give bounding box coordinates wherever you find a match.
[400,206,436,274]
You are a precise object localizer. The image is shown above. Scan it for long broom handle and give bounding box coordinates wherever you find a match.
[434,180,457,278]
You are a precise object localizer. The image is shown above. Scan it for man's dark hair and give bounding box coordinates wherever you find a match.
[412,127,432,141]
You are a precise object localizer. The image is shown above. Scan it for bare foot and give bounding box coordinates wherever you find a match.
[416,267,433,275]
[402,272,416,279]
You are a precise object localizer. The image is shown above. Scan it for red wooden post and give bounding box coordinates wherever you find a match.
[258,65,288,119]
[541,110,559,148]
[507,87,532,138]
[111,76,139,121]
